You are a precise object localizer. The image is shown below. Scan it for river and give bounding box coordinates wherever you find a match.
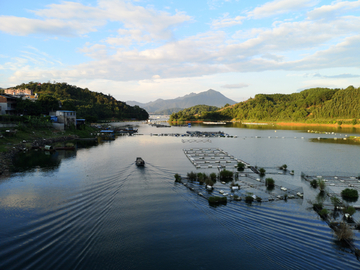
[0,123,360,269]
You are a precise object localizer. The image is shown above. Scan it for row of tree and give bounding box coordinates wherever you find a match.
[11,82,149,121]
[170,86,360,122]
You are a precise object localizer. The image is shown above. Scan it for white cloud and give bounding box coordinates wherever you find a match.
[290,35,360,70]
[211,14,245,29]
[0,16,102,36]
[307,0,360,20]
[0,0,191,41]
[221,83,249,89]
[249,0,317,19]
[3,0,360,100]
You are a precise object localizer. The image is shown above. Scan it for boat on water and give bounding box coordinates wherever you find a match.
[136,157,145,166]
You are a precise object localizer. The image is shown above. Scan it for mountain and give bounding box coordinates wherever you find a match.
[127,89,237,114]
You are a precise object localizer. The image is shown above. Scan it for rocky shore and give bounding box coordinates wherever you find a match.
[0,135,78,178]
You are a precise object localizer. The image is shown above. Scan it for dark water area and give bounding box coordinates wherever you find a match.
[1,124,360,269]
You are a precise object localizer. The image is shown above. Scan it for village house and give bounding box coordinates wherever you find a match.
[51,110,77,130]
[4,88,38,101]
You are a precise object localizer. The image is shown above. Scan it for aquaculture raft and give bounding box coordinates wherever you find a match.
[183,148,248,169]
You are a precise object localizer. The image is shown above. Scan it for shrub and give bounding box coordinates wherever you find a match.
[259,168,266,176]
[332,222,354,241]
[197,173,204,183]
[310,179,318,188]
[265,178,275,187]
[281,164,287,171]
[330,197,342,209]
[210,172,217,182]
[219,169,233,181]
[344,206,356,216]
[187,171,197,181]
[313,202,323,211]
[318,179,326,191]
[174,173,181,182]
[319,208,329,217]
[341,188,359,200]
[245,195,254,203]
[237,162,245,171]
[208,196,227,204]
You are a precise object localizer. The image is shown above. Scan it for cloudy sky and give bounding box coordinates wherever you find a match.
[1,0,360,103]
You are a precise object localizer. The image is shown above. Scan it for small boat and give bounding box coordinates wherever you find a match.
[136,157,145,166]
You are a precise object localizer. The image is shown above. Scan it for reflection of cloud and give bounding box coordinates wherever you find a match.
[222,83,249,89]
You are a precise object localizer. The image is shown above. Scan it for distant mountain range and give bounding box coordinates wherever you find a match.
[127,89,237,114]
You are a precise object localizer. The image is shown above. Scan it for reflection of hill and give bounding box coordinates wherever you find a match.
[12,151,62,173]
[12,149,77,173]
[309,138,360,146]
[12,140,98,173]
[76,139,98,149]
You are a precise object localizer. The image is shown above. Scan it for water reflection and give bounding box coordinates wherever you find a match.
[310,137,360,146]
[12,151,62,173]
[11,140,100,174]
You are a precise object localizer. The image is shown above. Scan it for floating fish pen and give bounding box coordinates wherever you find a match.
[149,123,171,127]
[183,148,241,169]
[186,131,232,137]
[176,174,303,204]
[301,172,360,196]
[182,139,212,143]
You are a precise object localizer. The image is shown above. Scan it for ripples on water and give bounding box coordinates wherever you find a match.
[0,125,359,269]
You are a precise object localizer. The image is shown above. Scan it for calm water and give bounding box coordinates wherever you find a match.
[1,124,360,269]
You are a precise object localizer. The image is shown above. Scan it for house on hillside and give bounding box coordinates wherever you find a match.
[0,94,17,115]
[51,110,77,130]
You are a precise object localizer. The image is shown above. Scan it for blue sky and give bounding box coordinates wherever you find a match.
[1,0,360,103]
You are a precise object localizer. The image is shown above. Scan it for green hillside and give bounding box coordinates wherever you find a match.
[170,86,360,123]
[169,105,221,121]
[12,82,149,121]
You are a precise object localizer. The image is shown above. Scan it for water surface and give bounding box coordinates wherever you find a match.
[0,124,359,269]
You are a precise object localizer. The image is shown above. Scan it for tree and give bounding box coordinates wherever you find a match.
[219,169,233,181]
[265,178,275,187]
[341,188,359,201]
[237,162,245,171]
[318,179,326,192]
[37,95,60,113]
[259,168,266,176]
[330,196,342,210]
[344,206,356,216]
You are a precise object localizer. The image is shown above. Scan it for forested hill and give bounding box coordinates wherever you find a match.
[170,86,360,123]
[12,82,149,121]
